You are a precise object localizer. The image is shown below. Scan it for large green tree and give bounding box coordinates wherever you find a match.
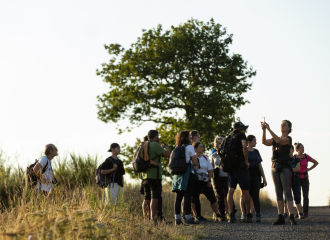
[96,18,256,178]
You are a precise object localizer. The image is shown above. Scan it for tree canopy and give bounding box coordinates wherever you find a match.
[96,18,256,178]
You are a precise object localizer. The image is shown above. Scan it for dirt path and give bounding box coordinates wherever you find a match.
[199,206,330,240]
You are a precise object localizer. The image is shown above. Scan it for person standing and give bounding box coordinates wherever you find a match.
[100,143,126,205]
[191,141,222,221]
[227,122,252,223]
[211,135,226,154]
[294,142,318,218]
[139,130,170,223]
[240,135,267,222]
[172,130,199,225]
[261,120,297,225]
[33,144,58,196]
[284,145,303,219]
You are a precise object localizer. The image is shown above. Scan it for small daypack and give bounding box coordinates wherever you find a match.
[169,145,187,175]
[96,157,116,188]
[26,159,49,188]
[218,133,237,173]
[132,141,160,176]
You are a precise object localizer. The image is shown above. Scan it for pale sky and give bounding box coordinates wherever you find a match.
[1,0,329,206]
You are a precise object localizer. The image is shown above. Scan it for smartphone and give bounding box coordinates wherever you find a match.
[262,117,265,123]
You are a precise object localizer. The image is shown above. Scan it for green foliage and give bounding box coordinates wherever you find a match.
[97,18,256,178]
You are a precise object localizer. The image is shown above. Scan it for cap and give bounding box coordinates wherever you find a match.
[108,143,120,152]
[233,122,249,131]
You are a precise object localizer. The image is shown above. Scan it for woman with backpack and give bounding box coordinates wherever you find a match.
[261,120,297,225]
[294,142,318,218]
[191,141,222,221]
[211,136,232,221]
[240,135,267,222]
[172,130,199,225]
[284,145,304,219]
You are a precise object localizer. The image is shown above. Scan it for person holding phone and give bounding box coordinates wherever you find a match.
[261,120,297,225]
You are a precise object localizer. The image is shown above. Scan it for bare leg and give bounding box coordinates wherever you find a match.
[242,190,251,214]
[287,200,295,215]
[284,202,289,214]
[191,203,197,217]
[276,200,284,215]
[150,199,159,220]
[250,197,254,214]
[227,188,235,213]
[296,203,302,214]
[240,195,245,214]
[142,200,150,219]
[211,202,220,215]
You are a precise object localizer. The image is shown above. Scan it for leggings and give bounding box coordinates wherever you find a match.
[271,168,293,201]
[300,177,309,213]
[249,166,261,214]
[213,177,229,215]
[175,173,195,215]
[191,180,217,217]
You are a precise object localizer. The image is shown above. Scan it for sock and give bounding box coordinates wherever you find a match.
[175,214,181,220]
[185,214,192,220]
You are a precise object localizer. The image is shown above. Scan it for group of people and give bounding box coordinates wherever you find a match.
[33,119,318,226]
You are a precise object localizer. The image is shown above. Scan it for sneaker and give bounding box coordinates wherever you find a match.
[196,216,208,222]
[228,213,236,223]
[246,213,252,223]
[241,214,247,222]
[289,214,297,225]
[185,218,199,225]
[225,212,230,220]
[303,212,308,218]
[283,213,289,219]
[256,213,261,222]
[272,214,285,225]
[175,219,183,225]
[299,213,305,219]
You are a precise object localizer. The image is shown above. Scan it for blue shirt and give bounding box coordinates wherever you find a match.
[211,149,217,154]
[248,149,262,167]
[291,156,301,179]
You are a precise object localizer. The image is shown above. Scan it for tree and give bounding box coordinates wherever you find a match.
[96,18,256,179]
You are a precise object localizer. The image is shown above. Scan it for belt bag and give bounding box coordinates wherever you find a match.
[198,172,209,182]
[272,155,291,172]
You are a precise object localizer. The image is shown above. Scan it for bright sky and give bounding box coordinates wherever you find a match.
[1,0,329,206]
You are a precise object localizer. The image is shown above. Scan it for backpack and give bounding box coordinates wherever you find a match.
[169,145,187,175]
[26,159,49,188]
[96,157,116,188]
[132,141,160,177]
[218,133,237,173]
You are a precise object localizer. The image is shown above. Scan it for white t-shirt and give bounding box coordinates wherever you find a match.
[36,156,53,192]
[185,145,196,173]
[196,155,213,181]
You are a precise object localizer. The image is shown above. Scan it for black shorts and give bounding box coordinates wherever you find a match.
[192,180,217,205]
[142,178,162,200]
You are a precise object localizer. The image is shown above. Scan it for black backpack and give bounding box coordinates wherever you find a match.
[132,141,160,176]
[96,157,116,188]
[218,133,237,173]
[26,159,49,188]
[169,145,187,175]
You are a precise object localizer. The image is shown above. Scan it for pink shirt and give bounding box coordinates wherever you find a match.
[296,154,312,178]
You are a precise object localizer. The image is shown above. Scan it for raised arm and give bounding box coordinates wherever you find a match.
[264,122,290,145]
[261,122,273,146]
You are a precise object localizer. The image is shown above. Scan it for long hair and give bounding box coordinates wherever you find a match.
[175,130,190,146]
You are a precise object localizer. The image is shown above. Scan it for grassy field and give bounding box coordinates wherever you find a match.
[0,150,275,239]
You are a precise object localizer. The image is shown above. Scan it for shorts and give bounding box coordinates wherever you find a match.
[104,183,124,205]
[228,168,250,190]
[142,178,162,200]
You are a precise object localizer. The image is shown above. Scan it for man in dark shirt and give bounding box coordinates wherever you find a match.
[227,122,252,223]
[100,143,125,205]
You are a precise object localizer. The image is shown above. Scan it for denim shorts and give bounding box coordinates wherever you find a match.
[228,168,250,190]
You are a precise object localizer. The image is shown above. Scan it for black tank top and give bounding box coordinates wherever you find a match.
[272,136,292,158]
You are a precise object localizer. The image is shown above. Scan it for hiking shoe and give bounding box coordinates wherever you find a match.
[196,216,208,222]
[225,212,230,220]
[289,214,297,225]
[299,213,305,219]
[228,213,236,223]
[241,214,247,222]
[256,213,261,222]
[246,213,253,223]
[220,214,226,221]
[283,213,289,219]
[175,219,183,225]
[185,218,199,225]
[303,212,308,218]
[272,214,285,225]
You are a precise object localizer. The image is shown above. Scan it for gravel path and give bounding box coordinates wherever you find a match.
[200,206,330,240]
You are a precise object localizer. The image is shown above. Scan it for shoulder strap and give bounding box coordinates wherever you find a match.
[304,154,308,160]
[202,155,207,160]
[41,158,50,174]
